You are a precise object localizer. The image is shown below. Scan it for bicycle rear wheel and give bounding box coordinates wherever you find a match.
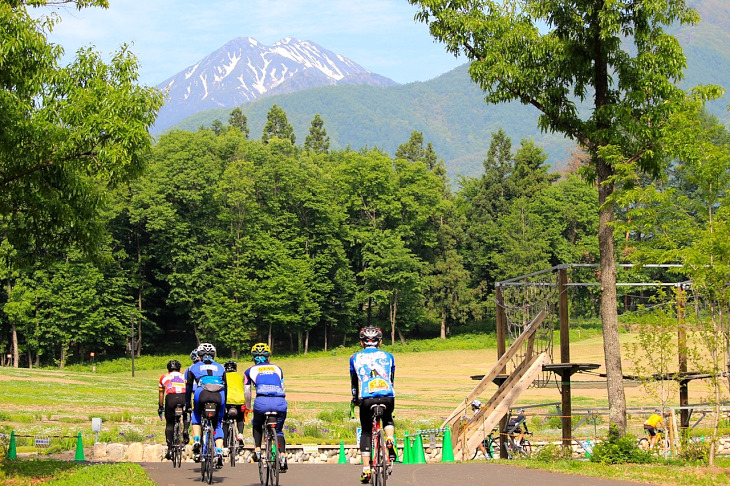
[257,437,266,485]
[228,422,236,467]
[519,439,532,457]
[172,421,182,467]
[637,437,650,450]
[268,426,280,486]
[205,426,214,484]
[373,429,387,486]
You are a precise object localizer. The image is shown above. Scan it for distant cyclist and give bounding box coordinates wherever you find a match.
[644,410,666,448]
[223,360,247,450]
[506,408,529,445]
[350,327,396,484]
[181,348,201,443]
[470,399,491,460]
[158,359,187,460]
[244,343,288,472]
[186,342,227,469]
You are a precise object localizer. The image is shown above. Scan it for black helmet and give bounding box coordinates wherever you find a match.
[224,360,237,372]
[359,327,383,347]
[167,359,182,372]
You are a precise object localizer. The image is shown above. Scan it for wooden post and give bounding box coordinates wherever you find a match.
[495,285,508,458]
[558,267,572,449]
[677,285,688,435]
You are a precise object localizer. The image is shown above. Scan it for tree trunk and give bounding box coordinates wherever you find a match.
[60,345,66,369]
[440,310,447,339]
[390,289,399,345]
[324,323,328,352]
[11,321,19,369]
[297,331,302,353]
[397,327,406,345]
[597,158,627,435]
[305,330,309,354]
[267,322,273,351]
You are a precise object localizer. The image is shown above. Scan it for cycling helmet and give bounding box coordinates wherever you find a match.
[198,342,216,361]
[224,360,237,372]
[251,343,271,364]
[190,348,200,362]
[167,359,182,372]
[359,327,382,347]
[470,399,482,409]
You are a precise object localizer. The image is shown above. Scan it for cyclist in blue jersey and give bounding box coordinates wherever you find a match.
[186,342,227,469]
[244,342,288,472]
[181,348,201,443]
[350,327,396,484]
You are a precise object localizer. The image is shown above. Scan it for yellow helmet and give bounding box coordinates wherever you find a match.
[251,342,271,363]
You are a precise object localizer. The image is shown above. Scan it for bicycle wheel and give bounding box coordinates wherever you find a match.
[257,435,266,485]
[373,429,387,486]
[172,421,182,468]
[205,426,214,484]
[485,438,495,459]
[200,425,208,482]
[519,439,532,457]
[228,422,236,467]
[637,437,650,450]
[268,426,280,486]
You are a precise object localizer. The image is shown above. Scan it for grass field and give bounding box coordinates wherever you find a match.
[2,330,729,485]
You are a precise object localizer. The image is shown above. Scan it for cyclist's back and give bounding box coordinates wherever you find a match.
[350,327,396,484]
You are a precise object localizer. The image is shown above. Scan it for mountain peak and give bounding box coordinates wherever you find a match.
[153,37,397,132]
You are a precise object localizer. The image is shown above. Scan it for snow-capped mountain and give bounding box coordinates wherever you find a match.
[153,37,397,132]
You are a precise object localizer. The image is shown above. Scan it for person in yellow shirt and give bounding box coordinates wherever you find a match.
[644,411,666,448]
[223,360,247,451]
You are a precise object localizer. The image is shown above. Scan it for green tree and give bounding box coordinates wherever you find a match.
[211,119,224,136]
[262,104,295,144]
[304,113,330,153]
[0,0,163,257]
[228,107,249,138]
[410,0,715,434]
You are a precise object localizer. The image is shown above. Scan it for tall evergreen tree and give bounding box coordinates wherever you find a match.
[304,114,330,153]
[262,104,295,144]
[228,107,249,138]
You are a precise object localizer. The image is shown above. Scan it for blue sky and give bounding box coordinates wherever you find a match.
[37,0,466,88]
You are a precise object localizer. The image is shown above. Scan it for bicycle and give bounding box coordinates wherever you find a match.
[258,411,280,486]
[199,402,218,484]
[368,403,391,486]
[470,427,498,460]
[638,428,670,455]
[504,431,532,458]
[223,406,242,467]
[170,404,185,468]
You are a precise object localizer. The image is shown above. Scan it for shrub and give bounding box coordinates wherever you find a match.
[532,443,572,462]
[590,425,654,464]
[679,439,709,463]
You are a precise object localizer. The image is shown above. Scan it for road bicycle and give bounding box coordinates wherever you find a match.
[504,431,532,458]
[638,428,670,456]
[199,402,218,484]
[368,403,391,486]
[258,411,280,486]
[170,404,184,468]
[470,427,498,460]
[223,406,242,467]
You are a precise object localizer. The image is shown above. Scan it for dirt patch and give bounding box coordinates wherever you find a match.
[0,375,87,385]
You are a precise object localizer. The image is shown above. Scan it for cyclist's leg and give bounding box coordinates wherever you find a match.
[359,398,376,482]
[381,397,396,460]
[191,388,203,456]
[234,404,245,441]
[274,408,288,471]
[251,409,265,460]
[210,391,225,468]
[164,394,186,458]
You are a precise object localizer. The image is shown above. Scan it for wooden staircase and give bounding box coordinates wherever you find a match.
[441,310,550,460]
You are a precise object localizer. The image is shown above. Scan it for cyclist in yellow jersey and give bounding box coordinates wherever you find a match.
[644,410,666,448]
[223,360,247,449]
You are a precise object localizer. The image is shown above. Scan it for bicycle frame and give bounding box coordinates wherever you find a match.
[258,411,280,486]
[171,404,184,468]
[199,402,217,484]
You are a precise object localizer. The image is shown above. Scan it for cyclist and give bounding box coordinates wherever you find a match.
[158,359,187,460]
[506,408,529,446]
[181,348,201,443]
[223,360,247,452]
[186,342,227,469]
[350,327,395,484]
[244,343,288,472]
[470,399,491,460]
[644,410,666,448]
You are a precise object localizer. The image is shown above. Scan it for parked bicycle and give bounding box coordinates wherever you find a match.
[258,411,281,486]
[169,404,185,468]
[470,427,498,460]
[199,402,218,484]
[503,409,531,459]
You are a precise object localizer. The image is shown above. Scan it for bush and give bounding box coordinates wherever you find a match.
[589,426,654,464]
[532,443,572,462]
[679,439,709,463]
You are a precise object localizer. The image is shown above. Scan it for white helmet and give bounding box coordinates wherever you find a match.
[470,399,482,409]
[198,342,216,361]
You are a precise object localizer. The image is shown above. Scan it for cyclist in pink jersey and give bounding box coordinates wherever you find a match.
[159,359,187,460]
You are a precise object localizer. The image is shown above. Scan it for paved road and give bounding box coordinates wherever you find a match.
[141,462,653,486]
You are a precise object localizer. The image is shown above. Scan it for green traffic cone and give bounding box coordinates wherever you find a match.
[338,440,347,464]
[413,432,427,464]
[74,432,85,461]
[403,432,411,464]
[441,425,455,462]
[8,430,17,460]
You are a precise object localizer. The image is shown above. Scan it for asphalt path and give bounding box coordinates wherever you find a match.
[141,462,653,486]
